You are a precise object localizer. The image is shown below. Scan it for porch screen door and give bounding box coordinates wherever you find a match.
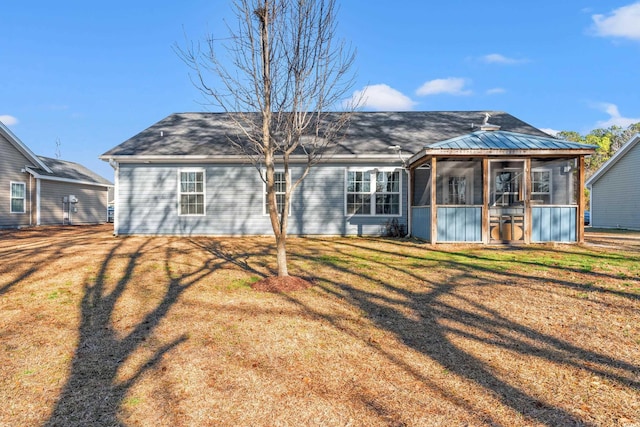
[489,161,525,242]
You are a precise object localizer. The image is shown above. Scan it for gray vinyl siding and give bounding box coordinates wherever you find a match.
[591,142,640,230]
[39,181,109,225]
[116,162,408,236]
[0,133,33,228]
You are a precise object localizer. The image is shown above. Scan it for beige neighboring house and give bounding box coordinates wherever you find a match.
[586,133,640,230]
[1,120,113,228]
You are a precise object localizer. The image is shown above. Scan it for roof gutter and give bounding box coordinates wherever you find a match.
[99,153,407,164]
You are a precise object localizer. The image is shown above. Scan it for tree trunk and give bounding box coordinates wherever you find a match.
[275,233,288,276]
[177,0,357,279]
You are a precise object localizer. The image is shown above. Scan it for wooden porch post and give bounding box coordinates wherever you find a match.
[524,158,532,244]
[430,157,437,245]
[482,157,489,244]
[578,155,585,243]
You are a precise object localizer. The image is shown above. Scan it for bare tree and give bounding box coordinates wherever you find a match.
[177,0,357,277]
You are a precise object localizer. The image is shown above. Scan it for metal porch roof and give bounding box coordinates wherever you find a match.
[426,130,597,151]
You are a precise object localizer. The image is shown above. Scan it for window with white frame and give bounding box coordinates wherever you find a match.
[531,169,551,204]
[178,170,205,215]
[10,182,26,213]
[264,171,289,215]
[346,169,401,216]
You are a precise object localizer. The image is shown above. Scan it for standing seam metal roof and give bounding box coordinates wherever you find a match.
[426,131,597,151]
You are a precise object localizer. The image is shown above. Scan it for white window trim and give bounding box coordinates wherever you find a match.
[10,181,26,214]
[344,167,402,217]
[177,169,206,216]
[531,168,552,203]
[262,169,291,216]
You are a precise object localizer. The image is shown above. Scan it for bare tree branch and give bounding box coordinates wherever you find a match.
[175,0,358,276]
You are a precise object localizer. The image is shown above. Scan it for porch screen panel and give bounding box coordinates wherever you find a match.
[436,159,482,205]
[413,168,431,206]
[530,158,578,205]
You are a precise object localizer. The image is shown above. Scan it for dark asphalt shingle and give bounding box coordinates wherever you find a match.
[101,111,553,158]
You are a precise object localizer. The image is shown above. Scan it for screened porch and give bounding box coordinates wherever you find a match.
[407,131,595,244]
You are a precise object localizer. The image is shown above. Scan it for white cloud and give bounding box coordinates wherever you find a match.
[348,84,416,111]
[540,128,560,137]
[486,87,506,95]
[481,53,528,65]
[416,78,472,96]
[0,115,18,126]
[592,2,640,40]
[593,102,640,127]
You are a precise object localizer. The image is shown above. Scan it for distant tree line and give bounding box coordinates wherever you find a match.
[557,122,640,178]
[557,122,640,208]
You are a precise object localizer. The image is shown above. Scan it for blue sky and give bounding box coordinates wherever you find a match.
[2,1,639,180]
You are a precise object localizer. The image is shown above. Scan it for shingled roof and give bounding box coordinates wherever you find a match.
[100,111,553,160]
[28,156,112,186]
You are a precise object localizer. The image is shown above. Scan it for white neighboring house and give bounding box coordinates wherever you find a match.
[1,120,113,228]
[586,133,640,230]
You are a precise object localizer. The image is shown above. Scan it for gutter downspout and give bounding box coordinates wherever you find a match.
[36,178,41,226]
[109,159,119,236]
[405,168,411,238]
[29,174,33,226]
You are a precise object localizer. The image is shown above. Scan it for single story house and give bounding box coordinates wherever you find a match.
[1,121,113,228]
[100,111,595,243]
[586,133,640,230]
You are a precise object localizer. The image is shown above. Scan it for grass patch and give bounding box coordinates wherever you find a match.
[0,225,638,427]
[228,276,261,290]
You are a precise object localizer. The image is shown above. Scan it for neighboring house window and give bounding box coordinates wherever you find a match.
[531,170,551,204]
[346,169,401,216]
[178,170,205,215]
[263,171,289,215]
[10,182,26,213]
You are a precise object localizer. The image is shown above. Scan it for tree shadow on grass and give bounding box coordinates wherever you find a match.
[284,238,640,426]
[0,227,106,297]
[327,237,640,302]
[44,238,214,427]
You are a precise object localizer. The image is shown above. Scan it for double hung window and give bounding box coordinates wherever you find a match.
[264,171,288,215]
[346,169,401,216]
[178,170,205,215]
[10,182,25,213]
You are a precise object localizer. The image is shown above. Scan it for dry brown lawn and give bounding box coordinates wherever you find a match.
[0,225,639,427]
